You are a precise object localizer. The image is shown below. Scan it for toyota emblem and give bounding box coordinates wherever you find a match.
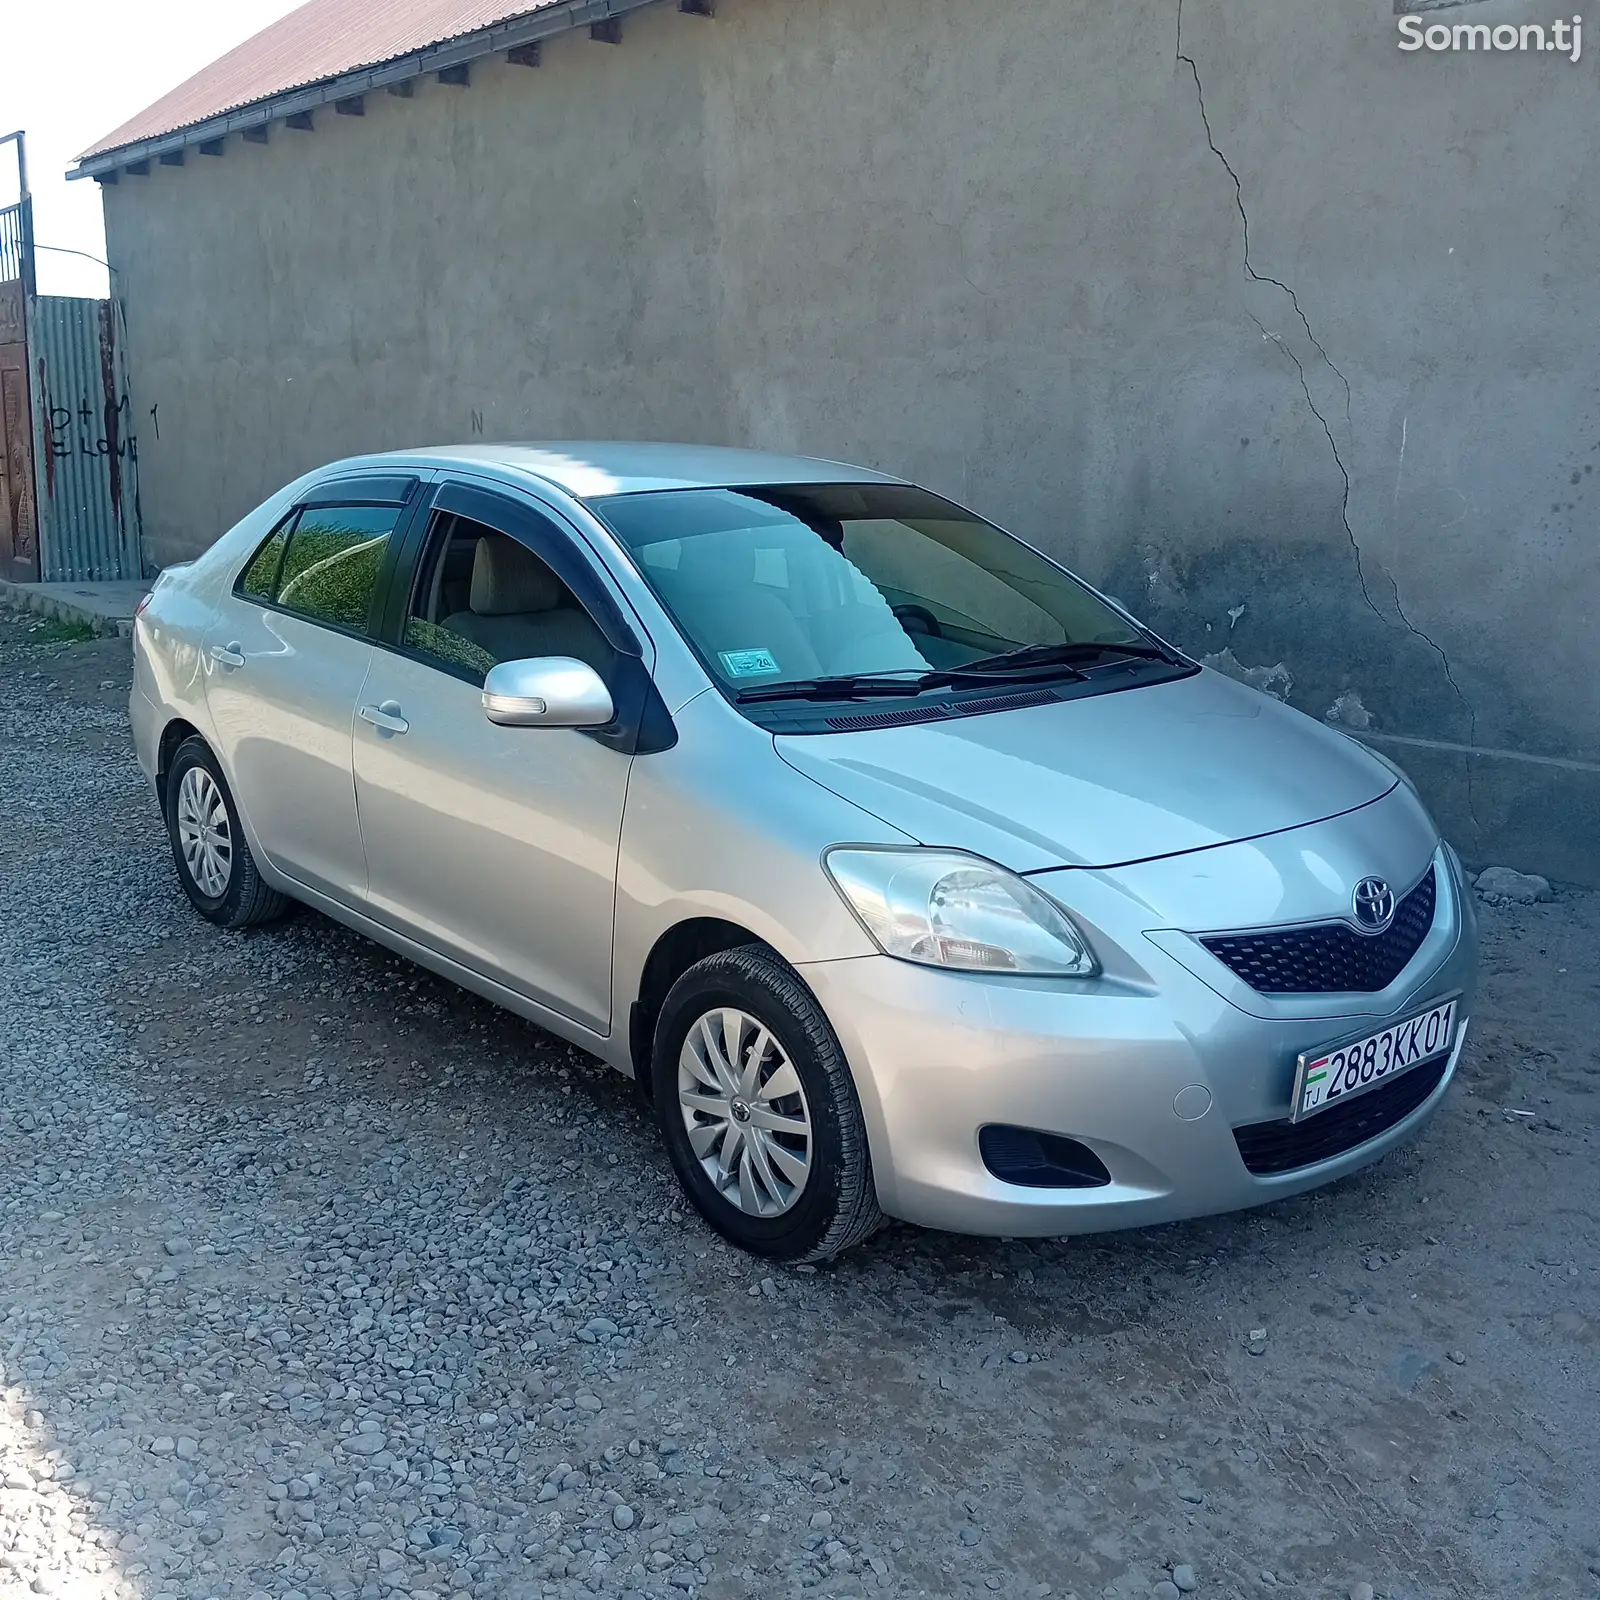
[1352,876,1397,935]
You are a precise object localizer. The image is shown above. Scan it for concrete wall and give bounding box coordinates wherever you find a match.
[101,0,1600,883]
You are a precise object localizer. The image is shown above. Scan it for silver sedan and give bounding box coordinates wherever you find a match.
[131,444,1477,1260]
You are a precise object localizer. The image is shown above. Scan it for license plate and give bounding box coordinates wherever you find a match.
[1292,995,1460,1122]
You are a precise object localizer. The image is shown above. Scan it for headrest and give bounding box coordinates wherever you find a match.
[470,535,564,616]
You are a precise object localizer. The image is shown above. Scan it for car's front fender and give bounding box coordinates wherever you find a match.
[610,690,913,1070]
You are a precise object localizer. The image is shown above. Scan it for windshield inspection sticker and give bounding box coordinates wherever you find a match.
[719,648,782,678]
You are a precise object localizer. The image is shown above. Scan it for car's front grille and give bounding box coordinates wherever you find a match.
[1232,1055,1449,1175]
[1201,866,1437,995]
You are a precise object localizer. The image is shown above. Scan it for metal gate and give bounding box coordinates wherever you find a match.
[28,294,142,581]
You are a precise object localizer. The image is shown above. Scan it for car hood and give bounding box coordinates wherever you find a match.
[774,668,1397,873]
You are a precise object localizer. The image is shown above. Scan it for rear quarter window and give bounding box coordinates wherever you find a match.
[237,520,290,600]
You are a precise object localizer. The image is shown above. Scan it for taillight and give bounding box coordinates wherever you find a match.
[134,590,154,618]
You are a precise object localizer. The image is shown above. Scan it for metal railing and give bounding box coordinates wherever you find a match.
[0,131,31,292]
[0,197,35,292]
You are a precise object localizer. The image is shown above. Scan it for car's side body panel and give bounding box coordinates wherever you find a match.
[202,601,375,903]
[352,646,632,1033]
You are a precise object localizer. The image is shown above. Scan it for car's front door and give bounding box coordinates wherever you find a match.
[203,475,421,903]
[352,482,645,1033]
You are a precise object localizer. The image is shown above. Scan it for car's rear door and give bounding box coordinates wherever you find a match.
[351,479,650,1034]
[202,473,424,903]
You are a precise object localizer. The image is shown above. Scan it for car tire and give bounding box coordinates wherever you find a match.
[164,735,291,929]
[651,944,884,1262]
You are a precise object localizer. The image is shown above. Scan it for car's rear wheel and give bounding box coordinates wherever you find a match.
[164,735,291,929]
[651,945,883,1261]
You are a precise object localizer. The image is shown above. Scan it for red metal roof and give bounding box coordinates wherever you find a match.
[82,0,566,159]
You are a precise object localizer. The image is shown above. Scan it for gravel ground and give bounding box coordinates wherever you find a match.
[1,610,1597,1600]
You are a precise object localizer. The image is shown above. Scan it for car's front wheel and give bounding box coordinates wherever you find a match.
[651,945,883,1261]
[164,735,291,929]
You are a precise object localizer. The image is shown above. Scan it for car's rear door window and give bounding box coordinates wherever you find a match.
[274,506,401,632]
[236,503,403,635]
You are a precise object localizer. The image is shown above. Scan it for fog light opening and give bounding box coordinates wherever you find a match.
[978,1125,1112,1190]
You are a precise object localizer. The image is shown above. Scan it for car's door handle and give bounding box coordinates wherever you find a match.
[210,642,245,669]
[358,701,410,736]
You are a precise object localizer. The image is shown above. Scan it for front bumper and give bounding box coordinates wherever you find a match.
[798,847,1478,1237]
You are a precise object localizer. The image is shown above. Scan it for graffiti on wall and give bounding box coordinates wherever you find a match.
[38,383,138,529]
[41,391,138,465]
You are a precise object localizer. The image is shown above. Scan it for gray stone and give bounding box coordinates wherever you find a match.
[1474,868,1553,904]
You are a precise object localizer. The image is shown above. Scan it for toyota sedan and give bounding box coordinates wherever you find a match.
[131,443,1477,1260]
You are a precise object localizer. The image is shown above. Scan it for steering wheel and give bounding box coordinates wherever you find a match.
[893,603,943,638]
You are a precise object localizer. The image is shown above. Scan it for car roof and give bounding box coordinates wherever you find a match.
[337,442,907,500]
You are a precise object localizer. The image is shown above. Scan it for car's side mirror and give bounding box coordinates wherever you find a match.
[482,657,615,729]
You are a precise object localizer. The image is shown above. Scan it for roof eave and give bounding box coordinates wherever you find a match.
[71,0,666,181]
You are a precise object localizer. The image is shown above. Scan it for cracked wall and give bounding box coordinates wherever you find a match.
[101,0,1600,882]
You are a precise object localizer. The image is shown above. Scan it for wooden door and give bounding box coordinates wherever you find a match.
[0,280,39,582]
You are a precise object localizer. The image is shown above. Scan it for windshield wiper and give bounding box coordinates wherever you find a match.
[736,674,940,704]
[736,656,1099,704]
[963,639,1181,673]
[735,640,1183,704]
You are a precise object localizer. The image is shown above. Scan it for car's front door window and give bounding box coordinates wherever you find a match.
[400,509,615,684]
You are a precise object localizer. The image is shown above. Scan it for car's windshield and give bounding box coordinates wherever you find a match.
[591,483,1143,695]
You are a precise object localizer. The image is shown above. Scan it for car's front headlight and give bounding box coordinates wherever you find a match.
[823,848,1098,977]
